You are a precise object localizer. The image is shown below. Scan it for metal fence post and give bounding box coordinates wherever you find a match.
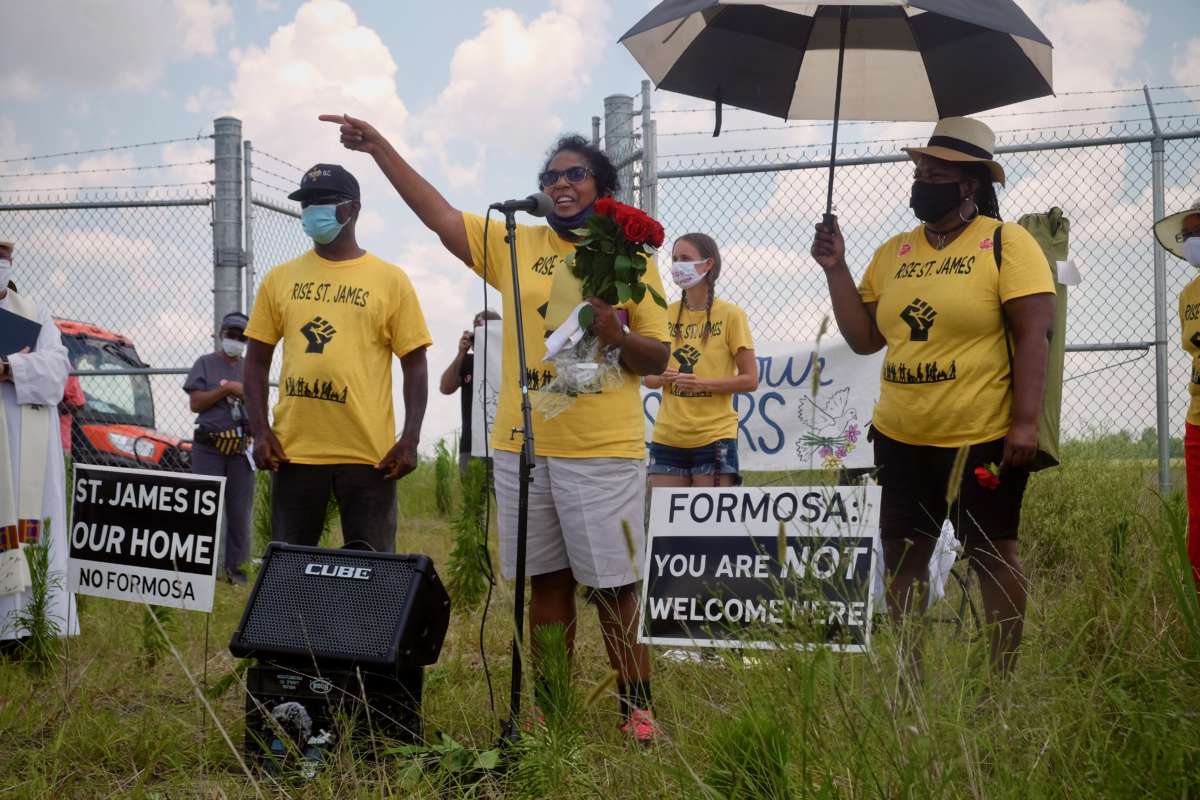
[243,140,256,315]
[604,94,635,206]
[1145,87,1171,494]
[640,80,658,219]
[213,117,244,338]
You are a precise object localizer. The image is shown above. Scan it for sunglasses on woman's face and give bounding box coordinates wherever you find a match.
[538,166,594,188]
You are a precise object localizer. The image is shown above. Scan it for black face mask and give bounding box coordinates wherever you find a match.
[910,180,963,224]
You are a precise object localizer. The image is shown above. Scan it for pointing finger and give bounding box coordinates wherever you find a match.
[318,113,346,124]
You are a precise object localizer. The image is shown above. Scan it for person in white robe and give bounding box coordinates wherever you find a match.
[0,237,77,647]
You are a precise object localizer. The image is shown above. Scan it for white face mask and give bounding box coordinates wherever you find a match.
[0,258,12,291]
[671,260,707,289]
[221,337,246,358]
[1184,237,1200,268]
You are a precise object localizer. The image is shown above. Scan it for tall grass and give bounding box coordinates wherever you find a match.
[445,457,491,610]
[433,439,456,517]
[2,454,1199,798]
[10,534,61,675]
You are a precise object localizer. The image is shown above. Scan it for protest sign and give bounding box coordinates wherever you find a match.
[68,464,224,612]
[472,335,883,471]
[639,485,881,653]
[644,339,883,471]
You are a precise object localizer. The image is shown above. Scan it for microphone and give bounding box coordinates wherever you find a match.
[489,192,554,218]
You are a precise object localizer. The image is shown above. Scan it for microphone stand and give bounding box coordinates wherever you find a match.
[497,206,536,747]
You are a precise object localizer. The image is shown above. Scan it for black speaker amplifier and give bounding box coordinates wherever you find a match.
[229,544,451,668]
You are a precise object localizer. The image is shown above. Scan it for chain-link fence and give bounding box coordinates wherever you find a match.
[0,192,215,470]
[600,86,1200,486]
[0,121,313,471]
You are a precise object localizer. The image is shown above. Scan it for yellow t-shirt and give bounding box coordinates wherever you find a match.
[858,216,1054,447]
[1179,276,1200,426]
[462,212,670,458]
[245,250,432,465]
[652,298,754,448]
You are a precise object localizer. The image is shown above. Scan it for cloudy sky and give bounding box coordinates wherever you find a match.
[3,0,1199,447]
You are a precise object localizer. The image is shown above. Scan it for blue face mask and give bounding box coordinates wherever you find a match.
[301,202,349,245]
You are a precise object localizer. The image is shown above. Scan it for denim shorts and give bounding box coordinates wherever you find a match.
[648,438,740,480]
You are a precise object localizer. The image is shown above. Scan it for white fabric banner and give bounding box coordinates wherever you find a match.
[644,339,883,471]
[472,335,884,471]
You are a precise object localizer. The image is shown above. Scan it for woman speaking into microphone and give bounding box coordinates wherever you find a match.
[319,115,669,742]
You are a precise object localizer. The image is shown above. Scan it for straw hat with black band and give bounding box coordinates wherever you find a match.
[1154,202,1200,261]
[902,116,1006,187]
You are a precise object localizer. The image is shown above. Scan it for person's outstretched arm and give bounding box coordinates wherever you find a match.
[320,114,472,267]
[811,219,886,355]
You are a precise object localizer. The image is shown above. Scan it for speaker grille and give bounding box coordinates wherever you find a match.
[239,549,417,662]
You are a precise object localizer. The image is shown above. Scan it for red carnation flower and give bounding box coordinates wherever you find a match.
[974,464,1001,491]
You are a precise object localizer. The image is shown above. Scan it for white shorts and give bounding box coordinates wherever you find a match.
[492,450,646,589]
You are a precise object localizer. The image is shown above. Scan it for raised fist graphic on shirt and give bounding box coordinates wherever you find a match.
[673,344,702,374]
[899,298,937,342]
[301,316,337,353]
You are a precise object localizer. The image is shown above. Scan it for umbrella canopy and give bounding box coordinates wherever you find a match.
[620,1,1053,122]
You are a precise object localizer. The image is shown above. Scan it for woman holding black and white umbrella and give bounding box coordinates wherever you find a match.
[812,117,1055,678]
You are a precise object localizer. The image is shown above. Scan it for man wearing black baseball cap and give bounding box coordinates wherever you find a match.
[244,163,431,553]
[185,311,253,582]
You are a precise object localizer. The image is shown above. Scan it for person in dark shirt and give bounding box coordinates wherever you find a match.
[184,311,253,584]
[439,309,499,475]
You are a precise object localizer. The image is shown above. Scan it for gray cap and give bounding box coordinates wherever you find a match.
[221,311,249,331]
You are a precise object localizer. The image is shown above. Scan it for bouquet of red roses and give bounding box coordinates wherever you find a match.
[567,197,668,329]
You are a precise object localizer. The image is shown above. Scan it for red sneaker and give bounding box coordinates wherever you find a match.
[619,707,659,745]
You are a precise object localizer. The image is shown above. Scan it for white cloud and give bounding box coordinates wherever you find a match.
[418,0,611,186]
[1172,37,1200,101]
[1,1,234,97]
[175,0,234,57]
[222,0,415,174]
[185,86,228,115]
[1016,0,1149,92]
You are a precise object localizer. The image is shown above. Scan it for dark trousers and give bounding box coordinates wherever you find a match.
[191,444,254,572]
[270,462,398,553]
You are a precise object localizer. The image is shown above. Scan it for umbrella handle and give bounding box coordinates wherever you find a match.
[823,213,838,229]
[825,7,850,220]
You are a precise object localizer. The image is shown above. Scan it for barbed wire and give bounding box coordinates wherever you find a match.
[252,164,299,187]
[250,177,295,196]
[253,149,304,174]
[0,181,213,194]
[0,160,213,180]
[660,115,1200,160]
[650,82,1200,115]
[0,135,213,165]
[656,99,1200,138]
